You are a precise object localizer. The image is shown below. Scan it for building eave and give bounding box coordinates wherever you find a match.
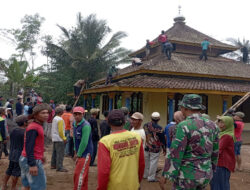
[82,86,246,96]
[91,69,250,86]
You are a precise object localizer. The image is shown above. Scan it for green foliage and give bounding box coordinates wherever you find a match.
[0,13,130,104]
[0,57,40,97]
[0,14,45,69]
[39,13,131,103]
[227,38,250,64]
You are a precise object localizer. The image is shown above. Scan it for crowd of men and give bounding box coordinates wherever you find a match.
[0,93,246,190]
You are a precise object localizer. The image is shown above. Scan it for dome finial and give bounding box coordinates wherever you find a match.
[178,5,182,15]
[174,4,186,23]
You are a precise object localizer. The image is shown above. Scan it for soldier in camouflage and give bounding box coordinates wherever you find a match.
[161,94,219,190]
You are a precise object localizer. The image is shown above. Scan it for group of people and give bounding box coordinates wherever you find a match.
[145,30,173,61]
[160,94,245,190]
[0,92,246,190]
[145,31,212,62]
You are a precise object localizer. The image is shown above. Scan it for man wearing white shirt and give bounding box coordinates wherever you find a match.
[51,107,68,172]
[131,112,146,147]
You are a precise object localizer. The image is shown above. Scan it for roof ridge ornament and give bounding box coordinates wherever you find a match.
[178,5,181,15]
[174,5,186,24]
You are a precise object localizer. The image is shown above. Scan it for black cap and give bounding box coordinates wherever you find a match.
[108,109,125,126]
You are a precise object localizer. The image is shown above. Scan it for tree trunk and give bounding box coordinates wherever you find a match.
[10,82,15,97]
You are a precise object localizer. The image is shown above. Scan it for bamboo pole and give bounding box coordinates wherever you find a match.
[222,92,250,116]
[73,85,85,108]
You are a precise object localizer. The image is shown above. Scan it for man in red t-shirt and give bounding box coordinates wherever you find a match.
[158,30,167,53]
[233,112,245,171]
[19,104,50,190]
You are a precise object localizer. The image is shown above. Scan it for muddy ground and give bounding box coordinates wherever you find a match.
[1,142,250,190]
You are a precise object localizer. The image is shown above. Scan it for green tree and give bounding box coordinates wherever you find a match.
[40,13,131,103]
[227,38,250,64]
[49,13,130,82]
[1,14,45,70]
[0,57,39,96]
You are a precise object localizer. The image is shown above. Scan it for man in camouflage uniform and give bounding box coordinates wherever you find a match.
[162,94,219,190]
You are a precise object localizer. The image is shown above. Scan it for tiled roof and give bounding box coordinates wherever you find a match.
[164,22,235,49]
[90,75,250,93]
[143,53,250,79]
[130,21,237,57]
[92,53,250,85]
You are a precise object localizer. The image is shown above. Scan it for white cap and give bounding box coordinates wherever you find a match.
[151,112,160,119]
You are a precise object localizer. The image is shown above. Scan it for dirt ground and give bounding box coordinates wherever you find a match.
[1,143,250,190]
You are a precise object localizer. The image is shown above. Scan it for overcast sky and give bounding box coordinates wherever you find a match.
[0,0,249,68]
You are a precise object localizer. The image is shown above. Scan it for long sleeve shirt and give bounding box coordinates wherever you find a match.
[76,125,91,157]
[25,130,38,166]
[73,119,93,158]
[97,130,145,190]
[22,122,45,167]
[163,114,219,183]
[217,135,235,172]
[58,120,66,140]
[51,116,66,142]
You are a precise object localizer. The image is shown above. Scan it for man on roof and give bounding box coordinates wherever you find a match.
[145,39,155,60]
[199,38,211,61]
[158,30,168,53]
[164,40,173,60]
[132,57,142,67]
[105,65,118,85]
[73,80,85,99]
[241,46,249,63]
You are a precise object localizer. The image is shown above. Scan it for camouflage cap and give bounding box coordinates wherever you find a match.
[178,94,206,110]
[120,107,129,115]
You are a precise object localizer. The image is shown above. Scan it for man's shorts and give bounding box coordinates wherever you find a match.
[19,156,46,190]
[6,160,21,177]
[234,141,242,155]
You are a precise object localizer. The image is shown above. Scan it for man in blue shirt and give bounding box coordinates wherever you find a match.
[164,121,176,149]
[164,111,185,149]
[199,38,210,61]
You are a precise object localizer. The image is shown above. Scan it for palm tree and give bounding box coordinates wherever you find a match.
[46,13,131,83]
[227,38,250,64]
[0,57,39,96]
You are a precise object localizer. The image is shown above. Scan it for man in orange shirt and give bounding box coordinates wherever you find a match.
[62,105,74,157]
[97,109,145,190]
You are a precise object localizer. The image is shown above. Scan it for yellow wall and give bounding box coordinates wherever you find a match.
[98,93,250,131]
[207,94,223,121]
[142,92,168,127]
[207,94,233,121]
